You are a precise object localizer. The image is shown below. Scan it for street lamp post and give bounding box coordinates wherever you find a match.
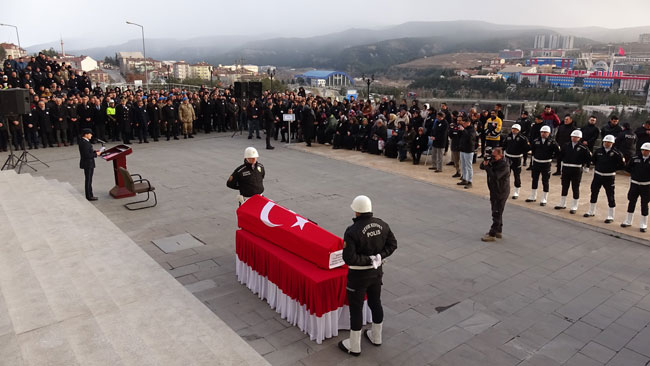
[267,68,275,93]
[126,21,147,91]
[0,23,22,56]
[362,74,374,100]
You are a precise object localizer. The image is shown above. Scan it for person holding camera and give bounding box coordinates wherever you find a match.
[480,147,510,242]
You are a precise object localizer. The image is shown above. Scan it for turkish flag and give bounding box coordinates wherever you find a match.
[619,47,625,56]
[237,195,344,269]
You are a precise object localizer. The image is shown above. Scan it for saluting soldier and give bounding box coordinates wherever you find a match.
[526,125,559,206]
[503,123,530,199]
[554,130,591,214]
[621,142,650,232]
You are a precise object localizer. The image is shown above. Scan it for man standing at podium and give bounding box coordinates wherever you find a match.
[339,195,397,357]
[227,147,265,205]
[79,128,102,201]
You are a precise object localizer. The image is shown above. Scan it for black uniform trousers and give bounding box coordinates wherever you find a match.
[627,183,650,216]
[24,126,38,148]
[531,162,551,192]
[590,175,616,207]
[507,156,522,188]
[561,167,582,199]
[84,167,94,199]
[490,196,507,236]
[346,269,384,331]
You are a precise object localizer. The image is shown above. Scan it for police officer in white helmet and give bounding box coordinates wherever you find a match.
[621,142,650,232]
[584,135,625,222]
[339,195,397,357]
[226,147,266,205]
[554,129,591,214]
[526,125,559,206]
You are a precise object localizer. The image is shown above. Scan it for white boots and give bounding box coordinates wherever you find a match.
[340,323,384,356]
[621,213,634,228]
[540,192,549,206]
[512,187,520,199]
[339,330,361,356]
[605,207,615,224]
[526,189,537,202]
[584,203,596,217]
[555,196,567,210]
[570,199,579,214]
[642,216,648,233]
[364,323,382,346]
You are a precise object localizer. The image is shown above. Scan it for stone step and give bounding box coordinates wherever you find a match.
[0,173,270,366]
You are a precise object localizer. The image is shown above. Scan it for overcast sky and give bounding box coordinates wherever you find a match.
[3,0,650,48]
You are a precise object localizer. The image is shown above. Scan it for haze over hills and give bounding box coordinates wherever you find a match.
[25,21,650,73]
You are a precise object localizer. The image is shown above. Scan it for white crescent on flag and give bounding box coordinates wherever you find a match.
[260,201,282,227]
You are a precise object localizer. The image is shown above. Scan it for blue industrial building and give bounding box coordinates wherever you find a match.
[526,57,575,69]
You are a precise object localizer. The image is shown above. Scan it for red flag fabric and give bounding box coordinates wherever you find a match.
[237,195,344,269]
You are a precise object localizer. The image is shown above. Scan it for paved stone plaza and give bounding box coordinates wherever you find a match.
[19,132,650,365]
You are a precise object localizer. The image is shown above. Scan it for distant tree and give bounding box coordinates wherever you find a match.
[104,56,118,66]
[39,48,57,57]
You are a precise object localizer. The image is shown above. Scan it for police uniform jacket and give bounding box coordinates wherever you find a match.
[592,147,625,175]
[342,213,397,271]
[78,138,95,169]
[147,103,161,124]
[559,142,591,168]
[116,104,132,132]
[227,160,265,197]
[161,104,176,123]
[634,126,650,151]
[503,133,529,158]
[531,138,560,163]
[626,154,650,185]
[615,130,637,158]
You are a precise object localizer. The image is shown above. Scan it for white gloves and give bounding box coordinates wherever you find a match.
[100,146,106,153]
[369,254,382,269]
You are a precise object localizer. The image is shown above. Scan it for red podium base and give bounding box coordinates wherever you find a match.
[110,185,136,199]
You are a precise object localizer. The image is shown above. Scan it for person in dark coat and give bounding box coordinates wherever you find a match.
[34,101,54,148]
[615,123,637,164]
[411,127,428,165]
[132,99,149,144]
[78,128,101,201]
[91,98,107,142]
[553,115,577,175]
[301,101,315,146]
[634,121,650,154]
[601,116,623,140]
[581,116,600,153]
[480,147,510,241]
[116,98,132,144]
[263,100,275,150]
[428,112,449,172]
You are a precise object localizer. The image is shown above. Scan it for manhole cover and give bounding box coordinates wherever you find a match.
[152,233,205,253]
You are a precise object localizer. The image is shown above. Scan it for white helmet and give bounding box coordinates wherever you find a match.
[602,135,615,143]
[244,147,259,159]
[642,142,650,151]
[511,124,521,131]
[540,126,551,133]
[350,195,372,213]
[570,130,583,138]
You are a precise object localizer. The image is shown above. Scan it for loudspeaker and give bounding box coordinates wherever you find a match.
[248,82,262,99]
[234,82,248,99]
[0,88,30,115]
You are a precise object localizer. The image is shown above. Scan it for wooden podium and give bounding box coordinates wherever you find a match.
[101,144,135,198]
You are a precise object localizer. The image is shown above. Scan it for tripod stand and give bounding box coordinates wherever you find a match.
[1,115,49,173]
[231,97,246,138]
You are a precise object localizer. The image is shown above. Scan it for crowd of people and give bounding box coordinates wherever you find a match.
[1,52,649,231]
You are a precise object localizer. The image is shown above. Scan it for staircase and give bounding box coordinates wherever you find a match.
[0,170,269,366]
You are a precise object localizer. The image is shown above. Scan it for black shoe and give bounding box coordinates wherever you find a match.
[554,206,565,210]
[144,140,149,143]
[552,171,561,176]
[266,146,275,150]
[464,183,472,189]
[87,197,98,201]
[457,180,467,186]
[184,135,187,139]
[257,136,261,139]
[642,228,647,233]
[526,166,532,171]
[174,137,179,140]
[540,202,547,207]
[584,213,594,217]
[446,161,454,166]
[248,136,252,139]
[452,173,461,178]
[525,198,536,202]
[570,209,576,214]
[604,218,613,223]
[338,341,360,357]
[166,137,170,141]
[154,138,159,142]
[138,141,142,144]
[428,167,436,170]
[188,135,194,138]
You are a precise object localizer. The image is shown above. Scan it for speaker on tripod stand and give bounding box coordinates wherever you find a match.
[0,88,49,173]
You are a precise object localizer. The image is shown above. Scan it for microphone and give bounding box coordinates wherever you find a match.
[96,139,107,144]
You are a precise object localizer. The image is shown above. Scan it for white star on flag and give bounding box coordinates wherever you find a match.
[291,216,309,230]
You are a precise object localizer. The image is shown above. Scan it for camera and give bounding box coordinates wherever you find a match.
[484,146,493,162]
